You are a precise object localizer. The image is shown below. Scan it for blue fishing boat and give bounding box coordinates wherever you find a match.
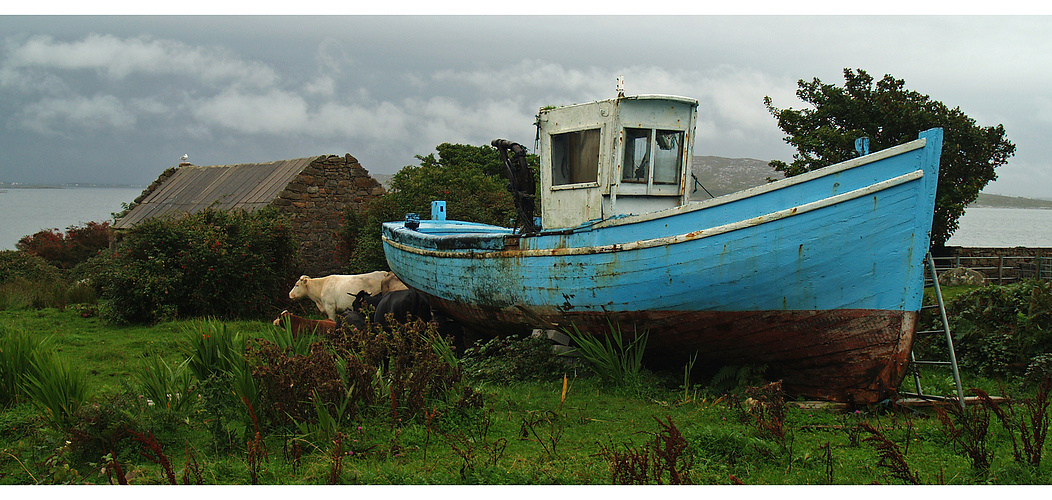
[382,93,943,403]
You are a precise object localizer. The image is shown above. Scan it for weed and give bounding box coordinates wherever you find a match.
[461,333,579,383]
[182,445,204,485]
[136,354,195,412]
[327,431,344,484]
[101,451,128,485]
[443,409,507,479]
[934,390,993,472]
[732,380,790,451]
[596,415,693,484]
[817,441,833,484]
[283,437,303,475]
[978,380,1051,468]
[22,347,91,430]
[860,421,921,484]
[129,429,176,485]
[66,393,141,463]
[247,430,266,485]
[293,389,353,449]
[562,321,648,387]
[0,327,41,406]
[519,409,565,458]
[681,351,699,402]
[244,397,268,485]
[840,410,866,447]
[182,319,246,382]
[709,364,769,392]
[252,342,346,429]
[37,440,84,484]
[337,317,463,423]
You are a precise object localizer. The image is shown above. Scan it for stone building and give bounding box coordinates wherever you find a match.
[114,154,385,276]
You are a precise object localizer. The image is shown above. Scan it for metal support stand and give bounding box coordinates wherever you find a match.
[902,252,966,408]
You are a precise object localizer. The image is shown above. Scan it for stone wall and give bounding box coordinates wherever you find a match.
[272,154,385,277]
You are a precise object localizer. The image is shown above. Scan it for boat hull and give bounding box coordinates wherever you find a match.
[424,293,914,403]
[382,129,943,404]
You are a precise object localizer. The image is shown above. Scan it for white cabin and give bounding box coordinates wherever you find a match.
[536,94,698,230]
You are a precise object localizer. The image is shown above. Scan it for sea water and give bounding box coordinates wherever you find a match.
[0,186,144,250]
[945,206,1052,248]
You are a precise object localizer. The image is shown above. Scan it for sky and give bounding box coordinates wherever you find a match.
[2,9,1051,199]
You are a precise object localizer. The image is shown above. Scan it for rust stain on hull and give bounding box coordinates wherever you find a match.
[427,294,915,404]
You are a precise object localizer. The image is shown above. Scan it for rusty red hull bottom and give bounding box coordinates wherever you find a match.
[429,295,916,404]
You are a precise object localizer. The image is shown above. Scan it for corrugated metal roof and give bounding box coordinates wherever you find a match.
[114,157,320,229]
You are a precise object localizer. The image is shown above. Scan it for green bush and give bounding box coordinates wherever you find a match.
[22,347,92,430]
[563,322,649,388]
[252,317,465,434]
[67,393,143,463]
[0,327,41,407]
[0,250,63,284]
[460,333,581,383]
[0,276,97,311]
[921,279,1052,379]
[0,326,95,426]
[136,355,196,413]
[87,208,300,323]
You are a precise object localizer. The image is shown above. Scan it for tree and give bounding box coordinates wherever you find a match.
[343,143,536,273]
[764,68,1015,249]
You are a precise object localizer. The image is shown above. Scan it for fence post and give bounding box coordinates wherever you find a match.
[998,255,1004,285]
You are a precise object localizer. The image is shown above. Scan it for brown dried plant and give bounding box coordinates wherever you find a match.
[859,421,920,485]
[103,450,127,485]
[933,392,992,472]
[977,378,1052,468]
[182,445,203,485]
[741,380,792,453]
[327,431,344,485]
[129,429,176,485]
[596,415,693,485]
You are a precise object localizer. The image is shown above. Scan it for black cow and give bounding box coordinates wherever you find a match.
[342,288,431,329]
[374,289,432,328]
[351,289,383,311]
[343,288,469,356]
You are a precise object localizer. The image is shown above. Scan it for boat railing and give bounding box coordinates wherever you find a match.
[929,254,1052,285]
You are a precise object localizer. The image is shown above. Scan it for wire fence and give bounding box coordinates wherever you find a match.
[931,254,1051,285]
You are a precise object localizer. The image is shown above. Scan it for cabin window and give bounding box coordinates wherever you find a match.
[653,130,683,185]
[551,128,600,186]
[621,128,684,188]
[621,128,650,183]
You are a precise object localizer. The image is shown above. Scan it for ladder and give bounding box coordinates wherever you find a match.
[901,252,966,408]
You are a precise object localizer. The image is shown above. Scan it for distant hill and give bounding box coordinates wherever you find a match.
[373,174,393,190]
[688,156,779,200]
[972,193,1052,209]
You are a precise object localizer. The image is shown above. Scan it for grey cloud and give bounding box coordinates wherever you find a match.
[5,33,279,86]
[193,89,310,134]
[19,94,135,133]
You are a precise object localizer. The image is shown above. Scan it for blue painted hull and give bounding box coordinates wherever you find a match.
[383,129,943,403]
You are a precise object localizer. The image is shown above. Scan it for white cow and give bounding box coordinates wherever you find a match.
[288,271,388,320]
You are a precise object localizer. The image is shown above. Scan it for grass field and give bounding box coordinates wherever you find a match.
[1,306,1050,485]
